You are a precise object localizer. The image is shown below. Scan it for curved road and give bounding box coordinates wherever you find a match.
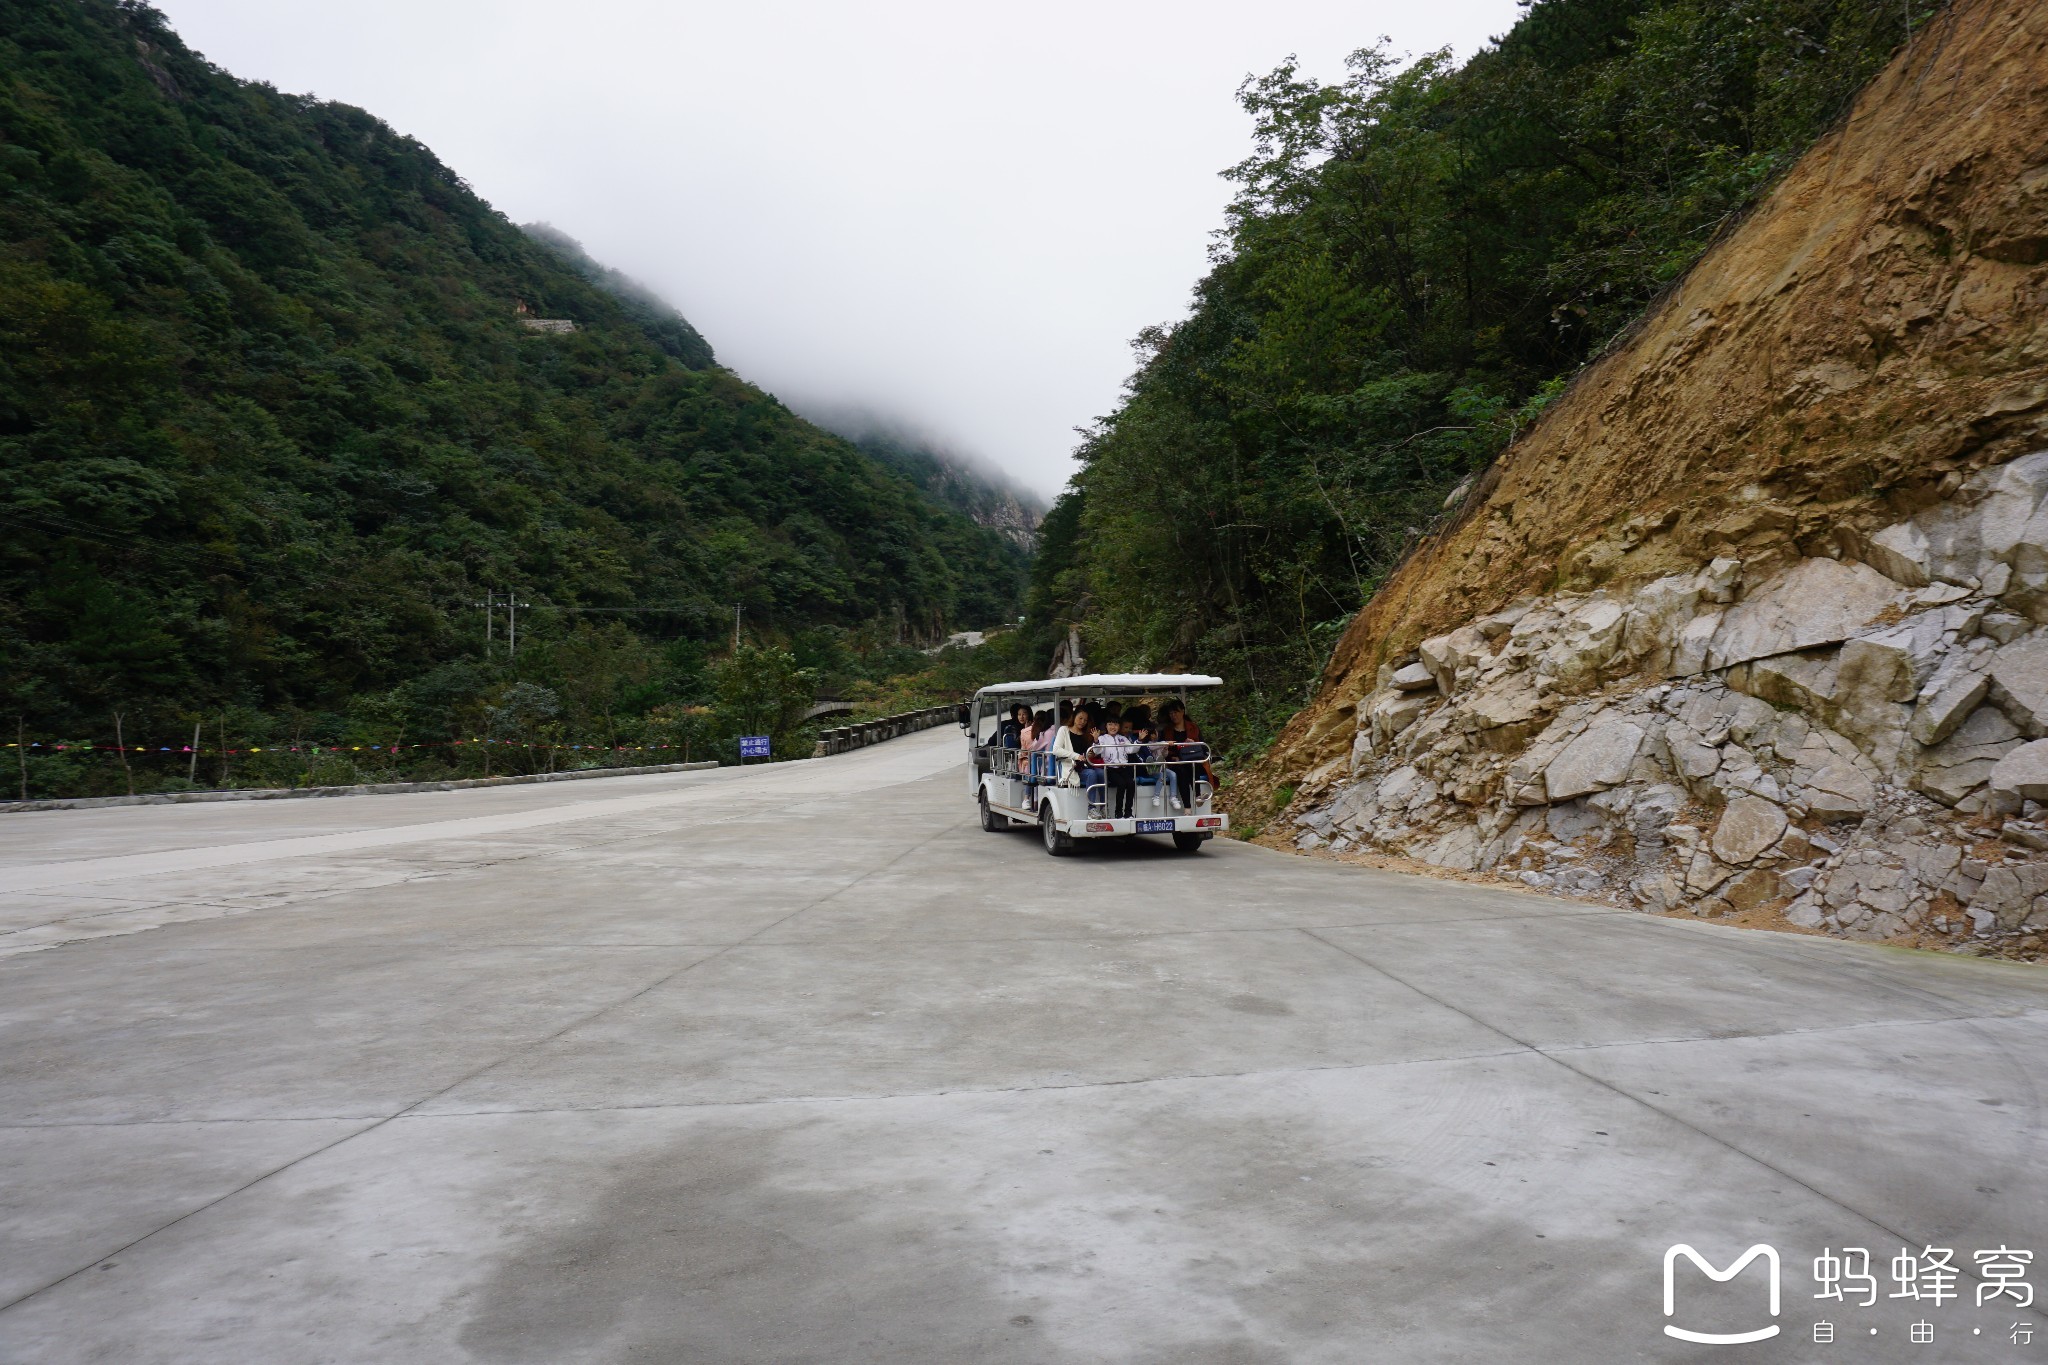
[2,726,2045,1361]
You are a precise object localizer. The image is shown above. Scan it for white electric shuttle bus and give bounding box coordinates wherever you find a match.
[965,674,1229,856]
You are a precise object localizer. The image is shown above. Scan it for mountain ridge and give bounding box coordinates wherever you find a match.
[0,0,1025,770]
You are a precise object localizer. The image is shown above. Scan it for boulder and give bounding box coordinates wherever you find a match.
[1474,601,1533,640]
[1368,690,1433,748]
[1390,662,1438,692]
[1621,573,1705,675]
[1829,636,1923,756]
[1630,785,1686,844]
[1538,598,1630,690]
[1793,757,1877,820]
[1377,765,1423,806]
[1465,675,1546,741]
[1671,610,1722,677]
[1988,630,2048,736]
[1664,722,1722,782]
[1325,781,1380,830]
[1785,896,1826,929]
[1546,799,1606,841]
[1542,719,1646,801]
[1771,711,1811,762]
[1976,452,2048,568]
[1417,625,1491,693]
[1862,520,1933,587]
[1790,727,1875,793]
[1845,605,1971,698]
[1295,809,1335,836]
[1701,557,1742,603]
[1911,649,1993,746]
[1706,558,1901,670]
[1724,692,1783,748]
[1970,860,2048,931]
[1860,450,2048,589]
[1912,705,2023,806]
[1420,826,1480,871]
[1721,867,1781,912]
[1740,648,1838,716]
[1989,740,2048,803]
[1913,581,1974,607]
[1983,611,2033,644]
[1712,746,1784,802]
[1711,795,1789,865]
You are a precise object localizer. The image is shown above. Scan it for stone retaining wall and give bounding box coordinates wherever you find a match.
[1283,451,2048,957]
[812,706,958,757]
[0,760,721,815]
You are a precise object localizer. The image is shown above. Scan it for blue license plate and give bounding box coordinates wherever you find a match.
[1136,819,1175,833]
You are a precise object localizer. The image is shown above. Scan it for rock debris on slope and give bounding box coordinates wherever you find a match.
[1284,452,2048,956]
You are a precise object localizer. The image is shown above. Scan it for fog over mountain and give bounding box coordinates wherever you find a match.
[147,0,1525,496]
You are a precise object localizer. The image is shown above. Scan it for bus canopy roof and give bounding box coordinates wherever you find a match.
[974,673,1223,697]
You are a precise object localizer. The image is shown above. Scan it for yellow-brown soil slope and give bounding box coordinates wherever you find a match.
[1244,0,2048,809]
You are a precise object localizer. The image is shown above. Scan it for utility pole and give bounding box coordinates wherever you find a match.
[475,590,496,659]
[507,589,530,658]
[733,603,742,652]
[187,719,200,784]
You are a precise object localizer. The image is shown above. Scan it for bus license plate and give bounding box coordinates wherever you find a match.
[1137,819,1175,833]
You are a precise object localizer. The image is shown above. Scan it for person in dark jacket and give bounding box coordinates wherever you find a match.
[999,703,1028,751]
[1160,700,1208,810]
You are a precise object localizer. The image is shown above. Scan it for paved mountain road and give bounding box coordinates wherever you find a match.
[2,725,2045,1362]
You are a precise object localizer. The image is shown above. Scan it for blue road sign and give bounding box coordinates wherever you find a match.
[738,735,771,759]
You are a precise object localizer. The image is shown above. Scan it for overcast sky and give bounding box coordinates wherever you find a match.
[153,0,1525,499]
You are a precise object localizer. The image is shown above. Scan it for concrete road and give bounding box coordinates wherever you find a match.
[3,727,2046,1362]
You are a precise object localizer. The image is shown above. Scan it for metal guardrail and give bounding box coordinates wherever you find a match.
[811,705,959,757]
[0,759,723,815]
[980,741,1214,815]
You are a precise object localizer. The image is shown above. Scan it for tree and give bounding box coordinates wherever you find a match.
[710,646,817,759]
[484,681,562,769]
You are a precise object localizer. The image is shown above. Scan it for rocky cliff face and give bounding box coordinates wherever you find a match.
[1246,0,2048,958]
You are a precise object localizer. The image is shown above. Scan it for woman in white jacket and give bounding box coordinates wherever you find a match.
[1049,706,1092,789]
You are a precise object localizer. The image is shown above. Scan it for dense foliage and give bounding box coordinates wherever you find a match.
[1029,0,1941,766]
[0,0,1025,795]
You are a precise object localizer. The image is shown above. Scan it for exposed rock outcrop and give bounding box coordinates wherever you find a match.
[1285,452,2048,951]
[1247,0,2048,957]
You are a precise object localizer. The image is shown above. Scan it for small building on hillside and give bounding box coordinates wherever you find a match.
[514,299,578,334]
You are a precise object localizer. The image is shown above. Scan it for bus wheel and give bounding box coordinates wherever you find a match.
[979,789,1003,832]
[1041,803,1073,856]
[1172,832,1205,853]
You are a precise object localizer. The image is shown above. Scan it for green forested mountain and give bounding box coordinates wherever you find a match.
[846,432,1037,625]
[518,222,715,370]
[0,0,1023,791]
[1031,0,1940,762]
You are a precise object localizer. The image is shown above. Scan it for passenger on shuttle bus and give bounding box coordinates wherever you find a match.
[1051,705,1091,786]
[1096,718,1136,818]
[1030,709,1056,779]
[1083,714,1105,789]
[1000,703,1028,751]
[1161,701,1203,810]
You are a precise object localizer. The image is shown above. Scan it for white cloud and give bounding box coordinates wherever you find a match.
[153,0,1524,496]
